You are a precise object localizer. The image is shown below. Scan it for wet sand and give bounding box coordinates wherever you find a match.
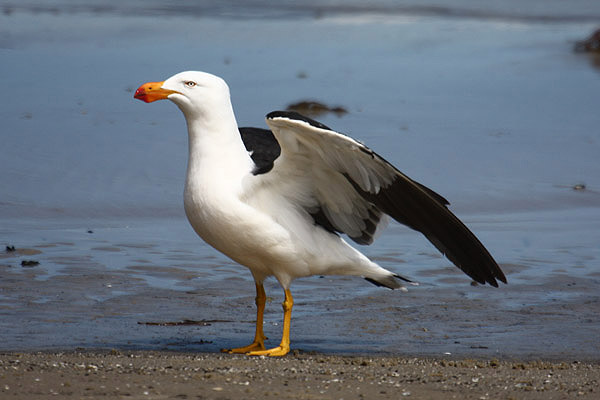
[1,216,599,360]
[2,213,599,360]
[1,351,598,399]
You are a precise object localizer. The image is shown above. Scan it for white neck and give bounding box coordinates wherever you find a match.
[184,102,253,195]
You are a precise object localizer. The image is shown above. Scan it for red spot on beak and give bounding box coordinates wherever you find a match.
[134,81,177,103]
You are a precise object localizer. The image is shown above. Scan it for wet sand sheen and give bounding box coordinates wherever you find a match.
[0,218,598,360]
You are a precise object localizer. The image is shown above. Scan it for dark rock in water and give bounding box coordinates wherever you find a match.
[21,260,39,267]
[286,100,348,118]
[296,71,308,79]
[575,28,600,53]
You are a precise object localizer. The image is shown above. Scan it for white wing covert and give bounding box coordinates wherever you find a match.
[262,112,403,245]
[258,111,505,287]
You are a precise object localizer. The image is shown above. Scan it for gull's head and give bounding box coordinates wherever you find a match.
[134,71,230,118]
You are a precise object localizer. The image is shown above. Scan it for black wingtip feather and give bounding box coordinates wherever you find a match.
[364,274,416,289]
[365,277,388,288]
[348,175,507,287]
[393,273,414,283]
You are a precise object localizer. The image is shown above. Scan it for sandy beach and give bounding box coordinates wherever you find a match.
[1,351,598,399]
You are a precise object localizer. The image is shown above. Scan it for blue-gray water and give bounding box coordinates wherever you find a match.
[1,1,599,360]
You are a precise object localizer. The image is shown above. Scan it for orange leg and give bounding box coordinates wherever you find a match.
[247,288,293,357]
[223,282,267,354]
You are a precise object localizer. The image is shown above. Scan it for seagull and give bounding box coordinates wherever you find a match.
[134,71,506,356]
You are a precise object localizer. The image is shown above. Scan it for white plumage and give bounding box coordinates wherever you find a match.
[134,71,506,356]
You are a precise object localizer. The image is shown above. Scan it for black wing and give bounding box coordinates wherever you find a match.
[239,127,281,175]
[264,111,507,287]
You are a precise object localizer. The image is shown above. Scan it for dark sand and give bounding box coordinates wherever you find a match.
[1,351,598,399]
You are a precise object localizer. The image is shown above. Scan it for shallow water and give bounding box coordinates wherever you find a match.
[1,1,599,359]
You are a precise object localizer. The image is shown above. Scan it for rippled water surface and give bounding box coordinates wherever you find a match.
[1,1,599,359]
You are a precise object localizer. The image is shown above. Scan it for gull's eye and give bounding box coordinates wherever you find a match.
[184,81,197,88]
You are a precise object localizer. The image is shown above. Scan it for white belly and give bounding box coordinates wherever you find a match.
[183,174,384,289]
[184,186,310,282]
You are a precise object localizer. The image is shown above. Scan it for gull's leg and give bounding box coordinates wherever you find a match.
[222,282,267,354]
[247,288,293,357]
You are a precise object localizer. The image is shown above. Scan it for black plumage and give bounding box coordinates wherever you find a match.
[345,173,506,287]
[239,127,280,175]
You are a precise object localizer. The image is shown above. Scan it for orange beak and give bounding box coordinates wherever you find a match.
[134,81,178,103]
